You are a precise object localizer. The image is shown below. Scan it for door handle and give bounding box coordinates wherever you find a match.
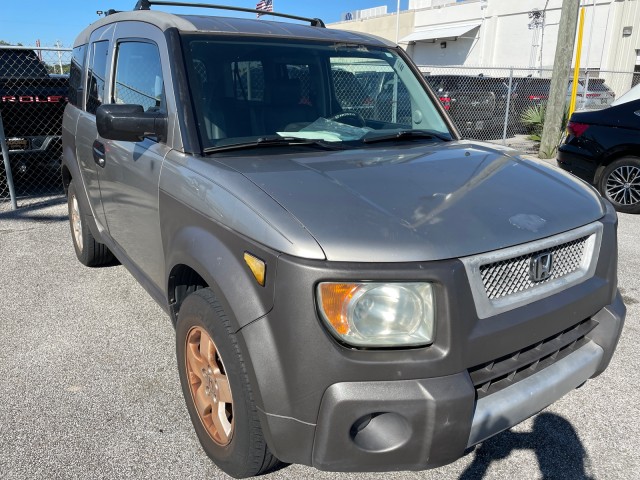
[92,140,106,168]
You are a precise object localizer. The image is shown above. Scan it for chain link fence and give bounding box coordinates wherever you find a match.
[2,42,639,210]
[1,45,71,211]
[418,65,640,152]
[330,58,414,124]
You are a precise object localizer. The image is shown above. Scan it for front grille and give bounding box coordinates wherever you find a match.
[468,318,598,399]
[480,236,589,300]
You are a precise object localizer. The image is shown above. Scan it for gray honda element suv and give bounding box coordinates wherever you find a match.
[61,1,625,477]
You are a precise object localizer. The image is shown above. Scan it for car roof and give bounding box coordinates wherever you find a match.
[73,10,395,48]
[612,83,640,106]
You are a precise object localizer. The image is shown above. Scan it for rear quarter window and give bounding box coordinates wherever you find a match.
[68,44,87,107]
[86,41,109,115]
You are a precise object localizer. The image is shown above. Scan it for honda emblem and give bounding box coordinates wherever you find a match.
[530,252,554,282]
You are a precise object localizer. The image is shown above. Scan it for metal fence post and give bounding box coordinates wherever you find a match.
[582,70,590,110]
[502,68,514,145]
[0,111,18,210]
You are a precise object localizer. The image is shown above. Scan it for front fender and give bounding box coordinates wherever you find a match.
[160,190,278,331]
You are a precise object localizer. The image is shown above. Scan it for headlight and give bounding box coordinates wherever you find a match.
[317,282,435,347]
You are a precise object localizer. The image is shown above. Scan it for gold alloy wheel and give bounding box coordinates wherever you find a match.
[71,195,83,252]
[185,326,234,446]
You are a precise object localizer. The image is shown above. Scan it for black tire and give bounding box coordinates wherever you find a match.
[598,157,640,214]
[176,288,286,478]
[67,180,115,266]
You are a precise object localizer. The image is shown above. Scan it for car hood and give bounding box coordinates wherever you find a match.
[217,141,605,262]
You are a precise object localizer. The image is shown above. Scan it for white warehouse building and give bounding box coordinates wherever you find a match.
[331,0,640,90]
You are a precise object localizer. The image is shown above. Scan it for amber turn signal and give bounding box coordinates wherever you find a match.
[244,252,266,286]
[318,283,360,335]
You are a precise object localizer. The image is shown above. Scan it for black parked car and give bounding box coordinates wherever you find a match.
[558,85,640,213]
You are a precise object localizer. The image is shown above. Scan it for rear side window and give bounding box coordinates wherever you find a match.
[68,44,87,107]
[587,80,611,92]
[113,41,165,112]
[86,41,109,115]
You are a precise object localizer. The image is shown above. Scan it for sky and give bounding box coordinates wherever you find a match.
[0,0,409,48]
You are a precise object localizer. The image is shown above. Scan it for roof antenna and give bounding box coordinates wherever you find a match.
[134,0,151,10]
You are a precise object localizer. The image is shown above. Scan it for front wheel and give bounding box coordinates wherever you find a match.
[599,157,640,214]
[176,288,286,478]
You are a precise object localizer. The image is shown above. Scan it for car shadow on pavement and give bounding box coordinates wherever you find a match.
[0,195,67,223]
[460,412,594,480]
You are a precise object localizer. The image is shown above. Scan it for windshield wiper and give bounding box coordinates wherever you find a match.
[363,129,452,144]
[203,136,344,154]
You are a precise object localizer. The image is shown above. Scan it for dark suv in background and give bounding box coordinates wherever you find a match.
[425,74,498,135]
[62,2,625,478]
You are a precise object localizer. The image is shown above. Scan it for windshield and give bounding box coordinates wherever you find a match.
[181,35,450,151]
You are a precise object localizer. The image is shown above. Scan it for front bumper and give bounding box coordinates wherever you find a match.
[311,294,624,471]
[5,135,62,175]
[263,294,624,472]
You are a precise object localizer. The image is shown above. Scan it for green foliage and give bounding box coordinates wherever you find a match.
[520,104,546,140]
[520,103,570,144]
[46,63,71,75]
[0,40,23,46]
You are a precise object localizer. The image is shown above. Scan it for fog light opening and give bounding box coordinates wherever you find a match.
[349,412,411,453]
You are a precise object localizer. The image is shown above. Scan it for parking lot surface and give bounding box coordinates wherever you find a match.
[1,197,639,480]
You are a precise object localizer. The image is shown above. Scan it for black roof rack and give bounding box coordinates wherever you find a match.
[133,1,326,28]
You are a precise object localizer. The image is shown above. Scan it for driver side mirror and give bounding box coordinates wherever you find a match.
[96,104,167,143]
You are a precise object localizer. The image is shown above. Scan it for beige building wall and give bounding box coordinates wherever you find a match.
[409,0,486,66]
[329,10,416,46]
[599,0,640,95]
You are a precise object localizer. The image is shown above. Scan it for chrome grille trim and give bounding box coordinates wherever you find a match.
[480,236,589,299]
[461,222,603,319]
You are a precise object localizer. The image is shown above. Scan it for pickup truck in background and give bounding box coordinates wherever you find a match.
[424,74,503,138]
[0,48,68,185]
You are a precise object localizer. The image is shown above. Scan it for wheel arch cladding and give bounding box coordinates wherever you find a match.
[592,150,638,184]
[602,148,640,168]
[163,222,277,331]
[167,264,208,323]
[61,163,72,195]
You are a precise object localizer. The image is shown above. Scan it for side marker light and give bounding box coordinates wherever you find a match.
[244,252,266,287]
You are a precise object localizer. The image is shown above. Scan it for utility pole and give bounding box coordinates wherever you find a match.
[538,0,580,159]
[55,40,64,74]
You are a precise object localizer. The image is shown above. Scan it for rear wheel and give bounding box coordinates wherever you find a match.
[67,180,115,266]
[176,288,286,478]
[599,157,640,214]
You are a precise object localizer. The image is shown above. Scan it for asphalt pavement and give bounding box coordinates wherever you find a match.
[0,196,638,480]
